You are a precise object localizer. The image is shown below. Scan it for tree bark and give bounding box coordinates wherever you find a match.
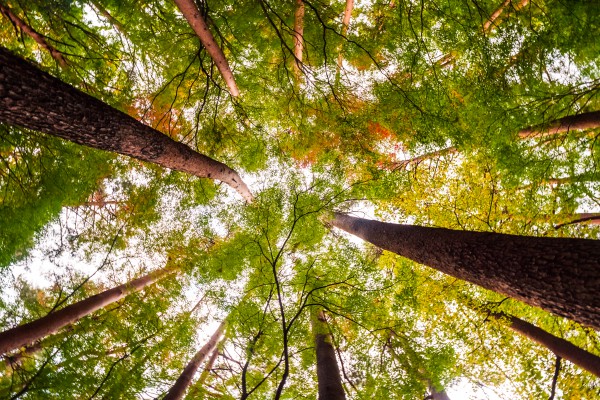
[312,309,346,400]
[0,47,253,201]
[0,266,175,355]
[555,213,600,229]
[172,0,239,97]
[330,212,600,330]
[519,111,600,138]
[485,310,600,378]
[390,147,458,170]
[336,0,353,72]
[293,0,305,80]
[0,3,68,68]
[163,321,226,400]
[428,384,452,400]
[90,0,127,35]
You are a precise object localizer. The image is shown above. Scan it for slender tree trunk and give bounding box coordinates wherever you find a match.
[336,0,353,72]
[89,0,127,35]
[483,0,529,33]
[0,47,253,201]
[0,266,175,355]
[330,212,600,330]
[293,0,305,80]
[163,321,226,400]
[172,0,239,97]
[519,111,600,138]
[187,345,220,397]
[0,3,68,68]
[391,147,458,170]
[312,309,346,400]
[555,213,600,229]
[485,310,600,378]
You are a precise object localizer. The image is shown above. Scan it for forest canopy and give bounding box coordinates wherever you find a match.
[1,0,600,399]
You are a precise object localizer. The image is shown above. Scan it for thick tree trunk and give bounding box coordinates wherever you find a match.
[0,266,175,355]
[428,385,452,400]
[331,213,600,330]
[163,321,226,400]
[172,0,239,97]
[519,111,600,138]
[312,309,346,400]
[293,0,305,80]
[0,3,68,68]
[486,310,600,377]
[0,47,253,201]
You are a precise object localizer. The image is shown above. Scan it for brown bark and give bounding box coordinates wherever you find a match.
[483,0,529,33]
[0,266,175,355]
[312,309,346,400]
[519,111,600,139]
[428,385,452,400]
[293,0,305,80]
[336,0,353,72]
[172,0,239,97]
[331,212,600,330]
[90,0,127,35]
[163,321,226,400]
[486,310,600,378]
[0,47,253,201]
[0,3,68,68]
[187,346,220,397]
[555,213,600,229]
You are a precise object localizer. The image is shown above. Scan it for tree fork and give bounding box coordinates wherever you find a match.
[331,212,600,330]
[172,0,240,97]
[0,266,176,355]
[0,47,253,201]
[163,321,226,400]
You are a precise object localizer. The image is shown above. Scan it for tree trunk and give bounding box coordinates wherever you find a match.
[312,309,346,400]
[163,321,226,400]
[555,213,600,229]
[172,0,239,97]
[0,266,175,355]
[485,310,600,378]
[519,111,600,138]
[336,0,353,72]
[428,384,452,400]
[90,0,127,35]
[0,47,253,201]
[390,147,458,170]
[0,3,68,68]
[187,346,220,397]
[293,0,305,80]
[330,212,600,330]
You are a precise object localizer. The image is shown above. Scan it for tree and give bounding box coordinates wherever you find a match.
[0,265,176,355]
[172,0,240,97]
[1,0,600,398]
[330,212,600,330]
[311,308,346,400]
[163,321,225,400]
[0,47,252,201]
[480,308,600,378]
